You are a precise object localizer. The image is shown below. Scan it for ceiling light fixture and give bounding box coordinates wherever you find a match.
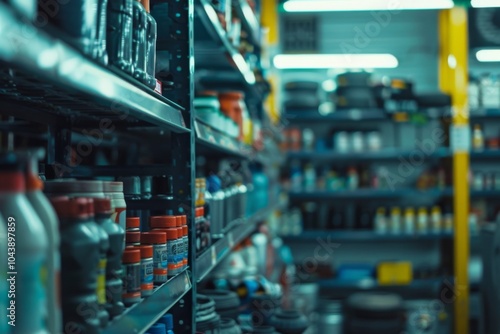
[471,0,500,8]
[282,0,454,12]
[476,49,500,62]
[273,54,399,69]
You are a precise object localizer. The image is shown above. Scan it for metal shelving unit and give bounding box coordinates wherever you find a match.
[287,147,451,162]
[288,188,453,200]
[234,0,262,48]
[196,203,281,282]
[282,230,453,242]
[0,3,187,133]
[103,270,192,334]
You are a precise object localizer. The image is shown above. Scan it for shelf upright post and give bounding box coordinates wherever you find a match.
[46,124,72,179]
[439,7,470,334]
[162,0,196,331]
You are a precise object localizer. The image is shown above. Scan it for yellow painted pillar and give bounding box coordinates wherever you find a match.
[261,0,280,124]
[439,7,470,334]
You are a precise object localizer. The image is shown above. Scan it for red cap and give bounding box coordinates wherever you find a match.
[0,172,25,192]
[175,216,183,227]
[182,215,187,225]
[26,173,43,191]
[195,207,203,217]
[182,225,188,236]
[51,197,89,220]
[122,249,141,263]
[126,232,141,243]
[150,216,177,228]
[219,91,244,100]
[126,217,141,229]
[151,228,178,240]
[94,197,113,215]
[141,231,166,244]
[136,245,153,258]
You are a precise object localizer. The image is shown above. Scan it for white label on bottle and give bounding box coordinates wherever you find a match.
[450,125,471,153]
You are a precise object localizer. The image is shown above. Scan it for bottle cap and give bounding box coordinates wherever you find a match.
[103,181,123,193]
[50,197,89,220]
[182,215,187,225]
[127,217,141,229]
[182,225,188,236]
[122,249,141,264]
[141,231,167,244]
[158,314,174,330]
[175,216,183,227]
[140,0,150,12]
[94,197,113,215]
[219,91,244,100]
[126,231,141,243]
[150,216,177,228]
[166,228,179,240]
[136,245,153,258]
[0,171,25,192]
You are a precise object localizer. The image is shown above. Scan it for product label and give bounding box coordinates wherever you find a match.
[166,240,177,263]
[153,244,168,269]
[96,259,107,304]
[122,263,141,295]
[114,208,127,231]
[141,258,154,284]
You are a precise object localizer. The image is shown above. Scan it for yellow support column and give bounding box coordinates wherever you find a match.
[261,0,280,124]
[439,7,470,334]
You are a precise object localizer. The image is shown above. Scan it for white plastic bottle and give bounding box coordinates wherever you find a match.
[22,152,61,334]
[0,213,9,334]
[0,156,49,334]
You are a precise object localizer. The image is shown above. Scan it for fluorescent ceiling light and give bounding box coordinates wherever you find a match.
[273,54,398,69]
[283,0,454,12]
[471,0,500,8]
[476,49,500,62]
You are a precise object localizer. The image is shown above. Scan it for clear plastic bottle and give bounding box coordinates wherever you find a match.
[403,207,415,235]
[472,124,484,151]
[0,155,49,334]
[374,207,387,234]
[390,207,401,234]
[430,206,442,234]
[22,152,61,333]
[417,207,429,235]
[51,197,100,333]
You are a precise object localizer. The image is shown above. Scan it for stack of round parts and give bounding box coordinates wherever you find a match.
[94,199,125,318]
[344,292,405,334]
[220,318,242,334]
[136,245,154,297]
[0,155,49,334]
[267,309,309,334]
[103,181,127,231]
[316,300,343,334]
[122,248,141,306]
[127,217,141,232]
[51,197,101,333]
[251,326,280,334]
[141,231,168,284]
[335,72,376,109]
[198,290,240,320]
[196,294,221,333]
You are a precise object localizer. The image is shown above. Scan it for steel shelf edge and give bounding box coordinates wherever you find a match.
[196,203,279,282]
[289,188,454,199]
[102,270,191,334]
[287,148,452,161]
[0,3,188,133]
[195,0,256,85]
[281,231,454,242]
[234,0,261,48]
